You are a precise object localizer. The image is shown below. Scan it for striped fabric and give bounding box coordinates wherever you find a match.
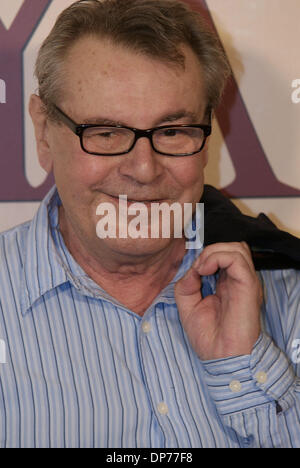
[0,187,299,448]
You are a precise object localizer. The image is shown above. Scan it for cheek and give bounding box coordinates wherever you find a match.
[170,156,206,196]
[50,134,110,193]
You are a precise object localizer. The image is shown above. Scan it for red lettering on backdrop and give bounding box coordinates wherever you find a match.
[0,0,299,201]
[0,0,53,202]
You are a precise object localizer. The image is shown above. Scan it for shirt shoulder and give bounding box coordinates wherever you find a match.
[0,221,31,284]
[259,268,300,303]
[0,187,57,279]
[0,221,31,264]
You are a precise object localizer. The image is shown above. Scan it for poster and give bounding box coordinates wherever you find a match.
[0,0,299,236]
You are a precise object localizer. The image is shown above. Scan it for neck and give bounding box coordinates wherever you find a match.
[59,207,186,315]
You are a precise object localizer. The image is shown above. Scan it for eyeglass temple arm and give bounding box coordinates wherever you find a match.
[54,105,80,135]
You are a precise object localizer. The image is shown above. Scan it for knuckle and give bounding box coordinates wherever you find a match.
[241,241,251,251]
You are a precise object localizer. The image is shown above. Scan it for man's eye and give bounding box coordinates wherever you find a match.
[86,128,119,139]
[97,131,116,138]
[163,129,180,137]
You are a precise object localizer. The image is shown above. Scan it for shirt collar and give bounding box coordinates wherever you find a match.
[20,187,70,315]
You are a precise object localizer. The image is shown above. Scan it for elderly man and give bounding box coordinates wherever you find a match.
[0,0,300,448]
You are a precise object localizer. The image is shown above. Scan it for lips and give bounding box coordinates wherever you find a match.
[105,193,167,205]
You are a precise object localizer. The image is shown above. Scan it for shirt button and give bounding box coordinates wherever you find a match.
[229,380,242,393]
[255,371,268,384]
[157,402,169,415]
[142,321,151,333]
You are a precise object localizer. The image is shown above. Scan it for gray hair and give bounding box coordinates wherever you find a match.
[35,0,231,119]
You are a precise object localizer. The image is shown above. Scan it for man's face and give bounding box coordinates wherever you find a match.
[42,37,209,258]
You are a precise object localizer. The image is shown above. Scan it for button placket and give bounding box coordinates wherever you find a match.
[138,307,176,444]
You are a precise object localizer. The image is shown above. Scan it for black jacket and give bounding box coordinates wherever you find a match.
[201,185,300,270]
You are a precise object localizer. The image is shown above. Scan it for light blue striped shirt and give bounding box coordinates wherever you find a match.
[0,186,300,448]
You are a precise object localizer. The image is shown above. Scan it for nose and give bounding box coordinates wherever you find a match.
[119,136,164,185]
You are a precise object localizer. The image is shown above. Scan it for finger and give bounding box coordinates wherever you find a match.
[197,242,252,261]
[195,242,254,272]
[196,250,257,285]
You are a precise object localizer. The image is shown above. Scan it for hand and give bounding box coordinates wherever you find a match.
[175,242,262,361]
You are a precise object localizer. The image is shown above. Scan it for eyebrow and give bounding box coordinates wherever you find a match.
[155,110,199,126]
[82,117,124,126]
[82,110,200,127]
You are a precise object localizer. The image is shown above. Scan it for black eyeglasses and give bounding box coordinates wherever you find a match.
[53,105,211,157]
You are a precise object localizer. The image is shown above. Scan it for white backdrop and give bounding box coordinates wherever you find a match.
[0,0,299,236]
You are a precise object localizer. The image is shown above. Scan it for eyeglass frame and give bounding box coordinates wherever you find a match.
[52,104,212,157]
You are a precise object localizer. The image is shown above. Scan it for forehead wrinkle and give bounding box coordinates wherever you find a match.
[61,39,207,128]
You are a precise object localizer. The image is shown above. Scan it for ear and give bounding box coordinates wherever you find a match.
[29,94,53,174]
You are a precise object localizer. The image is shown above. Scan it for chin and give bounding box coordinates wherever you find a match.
[101,236,178,258]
